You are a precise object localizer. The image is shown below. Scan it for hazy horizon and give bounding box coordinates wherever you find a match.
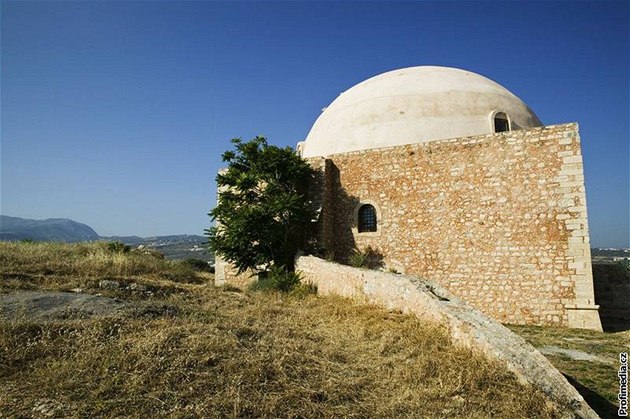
[2,2,628,246]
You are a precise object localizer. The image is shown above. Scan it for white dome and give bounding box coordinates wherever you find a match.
[300,66,542,157]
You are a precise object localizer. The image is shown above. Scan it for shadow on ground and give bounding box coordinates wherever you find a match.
[564,374,619,419]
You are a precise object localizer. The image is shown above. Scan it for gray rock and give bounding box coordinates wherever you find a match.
[99,279,120,289]
[129,283,147,292]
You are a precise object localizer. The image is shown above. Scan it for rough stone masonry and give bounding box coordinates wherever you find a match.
[216,123,602,330]
[306,123,601,330]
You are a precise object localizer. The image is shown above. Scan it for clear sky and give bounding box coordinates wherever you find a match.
[1,1,628,247]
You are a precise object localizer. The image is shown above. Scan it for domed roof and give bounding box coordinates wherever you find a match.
[299,66,542,157]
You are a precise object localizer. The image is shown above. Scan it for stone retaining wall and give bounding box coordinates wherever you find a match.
[296,254,597,418]
[593,262,630,331]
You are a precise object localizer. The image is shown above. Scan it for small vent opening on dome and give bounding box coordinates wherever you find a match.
[494,112,511,133]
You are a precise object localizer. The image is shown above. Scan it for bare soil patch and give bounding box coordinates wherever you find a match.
[1,291,129,321]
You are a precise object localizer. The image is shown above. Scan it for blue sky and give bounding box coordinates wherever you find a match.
[1,1,628,247]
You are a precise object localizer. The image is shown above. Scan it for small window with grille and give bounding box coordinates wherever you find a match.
[358,204,377,232]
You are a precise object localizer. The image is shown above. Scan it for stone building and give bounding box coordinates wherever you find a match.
[216,66,602,331]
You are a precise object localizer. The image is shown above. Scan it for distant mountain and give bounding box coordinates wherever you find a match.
[0,215,212,261]
[0,215,100,243]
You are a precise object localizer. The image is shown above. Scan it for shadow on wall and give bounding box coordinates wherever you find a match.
[592,262,630,332]
[347,245,385,270]
[311,160,385,269]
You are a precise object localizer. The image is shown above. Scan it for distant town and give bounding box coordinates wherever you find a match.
[591,248,630,265]
[107,235,214,263]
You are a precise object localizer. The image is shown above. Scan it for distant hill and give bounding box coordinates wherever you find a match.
[1,215,212,261]
[0,215,100,243]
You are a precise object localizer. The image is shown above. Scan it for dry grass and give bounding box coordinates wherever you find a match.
[0,241,206,298]
[0,241,202,280]
[0,242,560,417]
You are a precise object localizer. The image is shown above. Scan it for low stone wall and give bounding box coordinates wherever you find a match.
[296,255,597,418]
[214,257,256,289]
[593,263,630,308]
[593,262,630,331]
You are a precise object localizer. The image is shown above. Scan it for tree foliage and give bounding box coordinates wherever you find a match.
[207,136,316,274]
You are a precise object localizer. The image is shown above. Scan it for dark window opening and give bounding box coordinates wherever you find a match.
[494,112,510,133]
[358,204,377,232]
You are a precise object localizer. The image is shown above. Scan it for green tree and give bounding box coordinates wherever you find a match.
[207,136,316,275]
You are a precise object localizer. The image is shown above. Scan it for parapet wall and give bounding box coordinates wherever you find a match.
[295,255,597,418]
[318,123,601,329]
[593,262,630,331]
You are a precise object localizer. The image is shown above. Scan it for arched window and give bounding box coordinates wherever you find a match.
[493,112,510,133]
[358,204,377,232]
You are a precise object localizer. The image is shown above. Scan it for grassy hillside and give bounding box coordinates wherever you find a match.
[1,242,560,417]
[0,241,208,291]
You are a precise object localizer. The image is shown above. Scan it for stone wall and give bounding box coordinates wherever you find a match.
[305,157,336,253]
[593,262,630,331]
[213,167,256,288]
[295,255,597,418]
[214,257,256,288]
[315,123,601,329]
